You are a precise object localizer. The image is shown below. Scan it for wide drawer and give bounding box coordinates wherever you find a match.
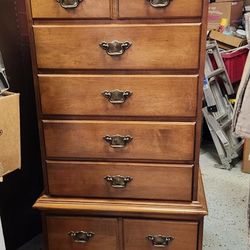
[47,161,193,201]
[124,219,198,250]
[34,24,201,70]
[39,74,198,118]
[47,216,118,250]
[119,0,202,19]
[30,0,111,19]
[43,120,195,161]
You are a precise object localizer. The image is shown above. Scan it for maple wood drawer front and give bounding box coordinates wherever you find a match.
[119,0,202,19]
[39,75,198,118]
[47,161,193,201]
[43,120,195,161]
[47,216,118,250]
[124,219,198,250]
[34,24,201,70]
[30,0,111,19]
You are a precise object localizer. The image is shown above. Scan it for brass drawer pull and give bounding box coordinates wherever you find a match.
[68,231,95,243]
[146,235,174,247]
[147,0,172,8]
[102,89,133,104]
[104,175,133,188]
[99,40,132,56]
[56,0,83,9]
[103,135,133,148]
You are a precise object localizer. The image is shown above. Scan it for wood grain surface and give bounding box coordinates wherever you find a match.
[38,74,198,117]
[31,0,111,19]
[43,120,195,161]
[34,171,208,219]
[47,216,118,250]
[47,161,193,201]
[119,0,202,19]
[34,24,201,70]
[124,219,198,250]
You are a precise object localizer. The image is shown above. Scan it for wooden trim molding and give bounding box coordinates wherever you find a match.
[34,171,208,219]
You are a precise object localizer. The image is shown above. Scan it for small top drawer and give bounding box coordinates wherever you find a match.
[30,0,111,19]
[119,0,203,19]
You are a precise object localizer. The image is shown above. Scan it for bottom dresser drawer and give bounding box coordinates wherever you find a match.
[46,216,118,250]
[47,161,193,201]
[46,216,198,250]
[124,219,198,250]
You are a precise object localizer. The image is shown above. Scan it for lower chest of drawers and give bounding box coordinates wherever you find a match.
[36,174,207,250]
[46,216,199,250]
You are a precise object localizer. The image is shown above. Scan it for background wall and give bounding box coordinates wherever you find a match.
[0,0,43,249]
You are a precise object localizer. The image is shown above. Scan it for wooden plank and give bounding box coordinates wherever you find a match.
[119,0,202,19]
[39,74,198,118]
[43,120,195,161]
[47,161,193,201]
[33,24,201,70]
[31,0,111,19]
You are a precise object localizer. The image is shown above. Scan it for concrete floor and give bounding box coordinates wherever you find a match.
[200,145,250,250]
[18,146,250,250]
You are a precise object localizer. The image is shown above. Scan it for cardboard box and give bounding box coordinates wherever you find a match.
[0,92,21,181]
[242,139,250,173]
[231,1,244,25]
[208,30,247,49]
[208,2,231,30]
[208,1,244,30]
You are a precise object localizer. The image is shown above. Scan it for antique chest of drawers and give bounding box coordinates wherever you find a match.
[25,0,208,249]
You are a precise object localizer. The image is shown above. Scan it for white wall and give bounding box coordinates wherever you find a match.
[0,217,6,250]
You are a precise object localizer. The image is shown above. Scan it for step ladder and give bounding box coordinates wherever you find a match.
[0,51,9,95]
[203,41,243,170]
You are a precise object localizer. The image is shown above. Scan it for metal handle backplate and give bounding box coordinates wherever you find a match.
[147,0,171,8]
[56,0,83,9]
[146,235,174,247]
[68,231,94,243]
[102,90,132,104]
[100,40,132,56]
[104,175,133,188]
[103,135,133,148]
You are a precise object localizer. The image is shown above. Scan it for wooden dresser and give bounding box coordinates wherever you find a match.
[25,0,208,249]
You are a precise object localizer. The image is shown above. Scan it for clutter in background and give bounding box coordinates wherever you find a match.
[0,52,21,182]
[0,52,9,95]
[242,139,250,173]
[246,12,250,43]
[203,40,243,170]
[204,1,250,169]
[208,0,249,83]
[232,44,250,138]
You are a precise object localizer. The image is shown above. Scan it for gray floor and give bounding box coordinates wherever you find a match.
[18,146,250,250]
[200,145,250,250]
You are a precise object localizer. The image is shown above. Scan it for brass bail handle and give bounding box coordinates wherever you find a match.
[56,0,83,9]
[100,40,132,56]
[147,0,172,8]
[146,235,174,247]
[104,175,133,188]
[103,135,133,148]
[102,89,133,104]
[68,231,95,243]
